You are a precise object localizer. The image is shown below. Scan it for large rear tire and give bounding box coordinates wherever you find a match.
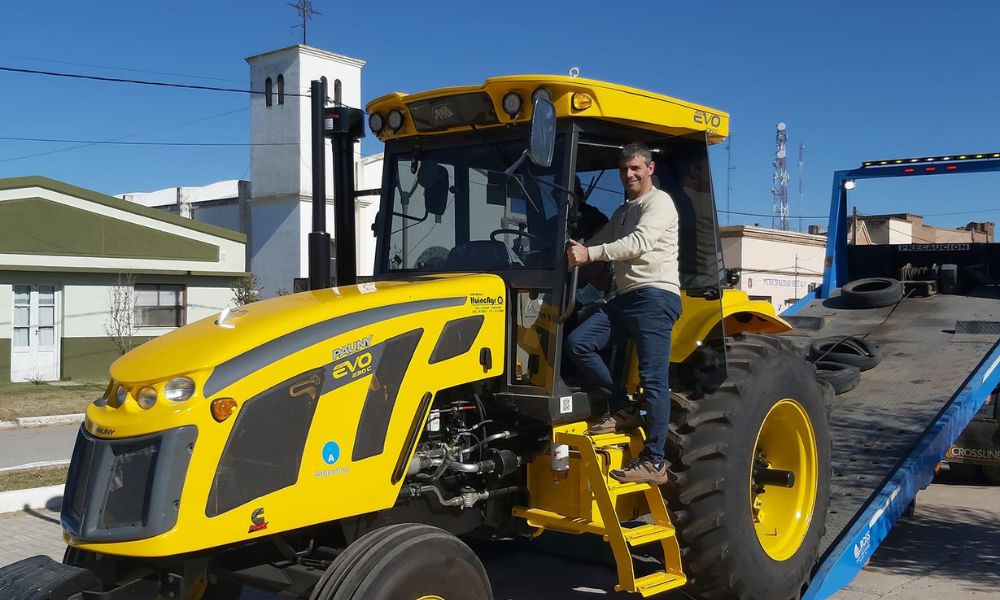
[667,334,831,600]
[310,523,492,600]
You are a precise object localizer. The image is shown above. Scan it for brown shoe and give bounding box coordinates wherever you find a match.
[609,455,670,485]
[586,407,643,435]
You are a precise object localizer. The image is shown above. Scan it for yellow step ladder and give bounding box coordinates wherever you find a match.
[513,429,686,597]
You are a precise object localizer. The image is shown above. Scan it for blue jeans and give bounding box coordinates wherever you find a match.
[564,287,682,460]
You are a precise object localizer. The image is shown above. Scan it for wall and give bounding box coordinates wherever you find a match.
[887,220,912,244]
[2,272,237,381]
[249,50,305,200]
[248,46,364,203]
[250,200,302,295]
[191,202,240,232]
[62,336,154,381]
[357,154,383,276]
[720,226,825,313]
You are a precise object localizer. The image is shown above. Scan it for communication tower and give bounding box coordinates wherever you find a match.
[771,122,790,230]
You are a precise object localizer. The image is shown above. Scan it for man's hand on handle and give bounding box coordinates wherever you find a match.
[566,239,591,267]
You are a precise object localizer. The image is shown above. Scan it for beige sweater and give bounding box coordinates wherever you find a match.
[585,187,680,296]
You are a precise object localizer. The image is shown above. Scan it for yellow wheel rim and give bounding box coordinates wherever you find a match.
[750,398,818,561]
[416,596,445,600]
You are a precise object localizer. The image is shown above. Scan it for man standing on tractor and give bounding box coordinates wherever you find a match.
[565,142,682,485]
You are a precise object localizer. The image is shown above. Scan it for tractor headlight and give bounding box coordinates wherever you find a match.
[387,109,404,131]
[110,384,127,408]
[501,92,523,117]
[136,386,157,410]
[164,376,196,403]
[368,112,384,134]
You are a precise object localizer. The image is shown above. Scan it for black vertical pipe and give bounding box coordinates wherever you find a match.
[308,79,331,290]
[331,125,357,287]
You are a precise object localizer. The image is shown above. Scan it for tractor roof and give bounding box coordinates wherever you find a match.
[365,75,729,144]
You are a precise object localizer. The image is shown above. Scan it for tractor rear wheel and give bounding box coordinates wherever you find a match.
[310,523,492,600]
[667,334,831,600]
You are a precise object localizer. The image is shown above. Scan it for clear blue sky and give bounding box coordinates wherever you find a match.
[2,0,998,232]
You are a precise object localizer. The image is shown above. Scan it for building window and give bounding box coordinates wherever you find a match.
[334,79,342,105]
[265,77,273,107]
[135,284,185,327]
[277,74,285,105]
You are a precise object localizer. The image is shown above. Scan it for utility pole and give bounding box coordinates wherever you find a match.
[852,206,859,246]
[289,0,321,45]
[726,135,734,226]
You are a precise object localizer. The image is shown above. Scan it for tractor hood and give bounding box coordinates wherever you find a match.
[110,275,501,385]
[88,274,507,441]
[72,273,507,557]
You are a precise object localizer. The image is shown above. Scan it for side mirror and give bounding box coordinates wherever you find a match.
[528,98,556,168]
[417,163,450,217]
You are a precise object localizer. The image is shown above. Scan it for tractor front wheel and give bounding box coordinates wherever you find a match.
[310,523,492,600]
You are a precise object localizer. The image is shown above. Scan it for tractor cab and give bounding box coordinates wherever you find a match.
[367,76,746,421]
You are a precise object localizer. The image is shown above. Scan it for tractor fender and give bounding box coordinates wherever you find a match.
[671,291,791,363]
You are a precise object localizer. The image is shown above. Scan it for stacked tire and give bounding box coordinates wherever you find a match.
[807,336,881,396]
[840,278,903,309]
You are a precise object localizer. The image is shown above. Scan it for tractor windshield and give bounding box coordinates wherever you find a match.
[382,136,565,273]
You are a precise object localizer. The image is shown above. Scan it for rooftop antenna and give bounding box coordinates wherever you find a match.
[771,122,789,230]
[289,0,321,45]
[798,143,805,232]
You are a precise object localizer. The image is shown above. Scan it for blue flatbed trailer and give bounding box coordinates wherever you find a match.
[781,153,1000,599]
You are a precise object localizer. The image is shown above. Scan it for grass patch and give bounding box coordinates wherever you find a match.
[0,381,106,421]
[0,465,69,492]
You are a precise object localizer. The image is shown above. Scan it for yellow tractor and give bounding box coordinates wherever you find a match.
[0,76,830,600]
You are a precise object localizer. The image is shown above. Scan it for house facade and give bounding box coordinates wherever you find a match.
[720,225,826,313]
[0,177,247,382]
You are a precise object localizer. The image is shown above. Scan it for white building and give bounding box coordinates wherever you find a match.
[1,177,246,382]
[121,45,381,296]
[720,225,826,313]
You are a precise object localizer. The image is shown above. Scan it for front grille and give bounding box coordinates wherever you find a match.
[100,439,160,530]
[62,426,196,543]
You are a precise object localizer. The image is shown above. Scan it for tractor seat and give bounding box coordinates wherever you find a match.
[446,240,517,271]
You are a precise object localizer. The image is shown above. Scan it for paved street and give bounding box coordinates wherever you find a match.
[0,424,78,470]
[1,482,998,598]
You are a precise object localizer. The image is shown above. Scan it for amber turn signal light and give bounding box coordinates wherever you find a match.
[211,398,237,422]
[571,92,593,110]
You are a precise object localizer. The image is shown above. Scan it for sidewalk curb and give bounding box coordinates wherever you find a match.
[0,484,63,515]
[8,414,85,429]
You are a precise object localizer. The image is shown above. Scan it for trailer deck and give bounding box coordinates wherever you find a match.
[785,287,1000,561]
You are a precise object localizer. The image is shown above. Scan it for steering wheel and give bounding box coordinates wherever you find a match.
[489,228,553,249]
